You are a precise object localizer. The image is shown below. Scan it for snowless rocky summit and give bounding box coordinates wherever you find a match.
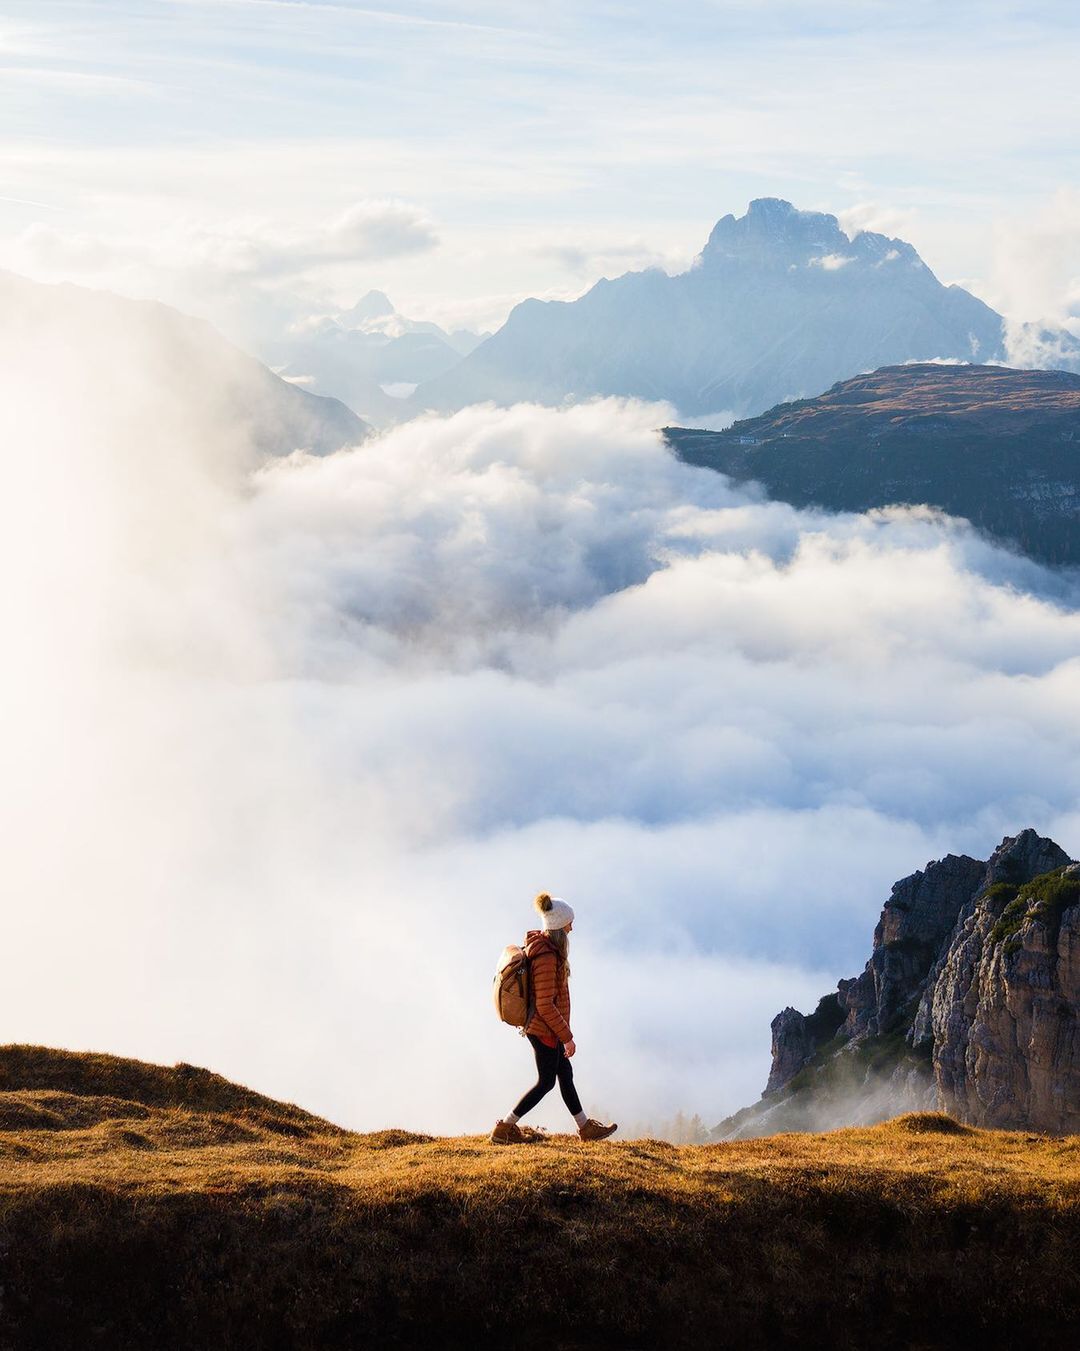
[718,830,1080,1138]
[416,198,1036,420]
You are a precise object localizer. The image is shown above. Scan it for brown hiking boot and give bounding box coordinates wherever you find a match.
[490,1119,526,1145]
[578,1117,618,1142]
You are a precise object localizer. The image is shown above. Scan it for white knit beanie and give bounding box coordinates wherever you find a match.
[534,892,575,930]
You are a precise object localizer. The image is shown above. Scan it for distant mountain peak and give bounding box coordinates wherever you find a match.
[698,198,921,273]
[749,195,799,215]
[414,198,1045,420]
[341,290,396,323]
[269,289,484,425]
[743,196,832,235]
[700,198,848,264]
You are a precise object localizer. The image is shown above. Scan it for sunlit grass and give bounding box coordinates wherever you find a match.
[3,1046,1079,1349]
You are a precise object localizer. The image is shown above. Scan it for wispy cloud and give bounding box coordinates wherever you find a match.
[170,0,529,36]
[0,192,66,210]
[987,188,1080,327]
[808,252,854,270]
[836,201,918,242]
[532,234,692,278]
[0,64,163,95]
[12,197,438,282]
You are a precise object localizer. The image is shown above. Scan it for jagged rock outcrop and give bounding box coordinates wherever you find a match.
[766,1008,815,1095]
[764,996,846,1095]
[717,829,1080,1138]
[837,851,986,1041]
[914,835,1078,1132]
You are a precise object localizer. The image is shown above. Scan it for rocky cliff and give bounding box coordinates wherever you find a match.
[718,829,1080,1138]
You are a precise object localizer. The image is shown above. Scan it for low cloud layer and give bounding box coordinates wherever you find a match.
[12,198,439,287]
[989,189,1080,330]
[2,299,1079,1135]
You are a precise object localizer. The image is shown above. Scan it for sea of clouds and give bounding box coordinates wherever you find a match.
[3,289,1080,1135]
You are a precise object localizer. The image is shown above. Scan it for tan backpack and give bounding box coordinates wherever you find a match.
[493,943,534,1035]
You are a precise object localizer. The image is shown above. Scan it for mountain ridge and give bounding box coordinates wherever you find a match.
[665,362,1080,566]
[414,199,1078,419]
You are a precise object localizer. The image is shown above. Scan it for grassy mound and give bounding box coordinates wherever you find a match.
[890,1111,975,1135]
[0,1045,338,1136]
[2,1045,1079,1350]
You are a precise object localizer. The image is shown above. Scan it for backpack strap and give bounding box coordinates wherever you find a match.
[519,946,536,1037]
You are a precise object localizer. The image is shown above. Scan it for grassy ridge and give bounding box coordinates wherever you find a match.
[2,1047,1079,1349]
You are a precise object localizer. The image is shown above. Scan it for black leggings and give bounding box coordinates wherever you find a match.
[512,1033,582,1118]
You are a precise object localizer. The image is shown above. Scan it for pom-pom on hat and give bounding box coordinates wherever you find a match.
[534,892,575,931]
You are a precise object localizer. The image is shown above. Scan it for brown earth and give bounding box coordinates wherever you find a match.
[1,1045,1079,1350]
[700,363,1080,433]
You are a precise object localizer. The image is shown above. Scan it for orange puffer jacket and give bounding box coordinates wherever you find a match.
[523,929,572,1048]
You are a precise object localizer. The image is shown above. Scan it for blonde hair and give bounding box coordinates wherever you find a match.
[534,892,571,979]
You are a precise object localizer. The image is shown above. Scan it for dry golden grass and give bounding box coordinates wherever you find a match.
[2,1045,1079,1350]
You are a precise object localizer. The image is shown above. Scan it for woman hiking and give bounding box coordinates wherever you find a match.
[491,893,618,1144]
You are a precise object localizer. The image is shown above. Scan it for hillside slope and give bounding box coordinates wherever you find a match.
[666,363,1080,566]
[0,271,370,458]
[2,1046,1079,1349]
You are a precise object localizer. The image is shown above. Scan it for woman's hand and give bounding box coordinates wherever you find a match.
[564,1039,576,1058]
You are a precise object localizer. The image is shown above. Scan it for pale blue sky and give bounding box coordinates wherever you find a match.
[2,1,1079,336]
